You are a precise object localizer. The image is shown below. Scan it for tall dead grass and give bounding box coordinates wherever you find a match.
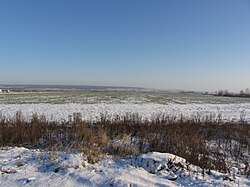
[0,112,249,174]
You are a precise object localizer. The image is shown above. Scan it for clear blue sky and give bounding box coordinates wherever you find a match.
[0,0,250,91]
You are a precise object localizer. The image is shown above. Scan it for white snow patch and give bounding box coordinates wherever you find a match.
[0,103,250,122]
[0,147,249,187]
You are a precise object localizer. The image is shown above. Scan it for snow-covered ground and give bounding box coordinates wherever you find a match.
[1,102,249,186]
[1,103,250,122]
[1,147,249,187]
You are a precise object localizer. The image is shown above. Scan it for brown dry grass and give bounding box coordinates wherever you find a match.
[0,112,249,174]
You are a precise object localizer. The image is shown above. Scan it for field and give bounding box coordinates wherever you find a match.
[1,91,250,123]
[1,91,250,104]
[0,90,250,186]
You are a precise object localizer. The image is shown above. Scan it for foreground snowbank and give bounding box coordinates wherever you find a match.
[0,147,249,187]
[1,103,250,122]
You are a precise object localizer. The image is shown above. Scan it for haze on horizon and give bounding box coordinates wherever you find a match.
[0,0,250,92]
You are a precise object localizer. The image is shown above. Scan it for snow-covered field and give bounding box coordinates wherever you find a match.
[1,147,249,187]
[1,92,249,186]
[1,103,250,123]
[1,91,250,122]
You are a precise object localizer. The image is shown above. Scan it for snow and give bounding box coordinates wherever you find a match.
[0,147,249,186]
[1,101,249,186]
[1,103,250,122]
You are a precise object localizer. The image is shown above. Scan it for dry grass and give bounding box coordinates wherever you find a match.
[0,112,249,174]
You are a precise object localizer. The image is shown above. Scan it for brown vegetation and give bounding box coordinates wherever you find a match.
[0,112,249,174]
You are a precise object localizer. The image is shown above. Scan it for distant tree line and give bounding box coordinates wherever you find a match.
[215,88,250,98]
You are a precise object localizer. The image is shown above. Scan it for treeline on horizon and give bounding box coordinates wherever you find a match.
[214,88,250,98]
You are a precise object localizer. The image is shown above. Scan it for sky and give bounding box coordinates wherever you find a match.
[0,0,250,92]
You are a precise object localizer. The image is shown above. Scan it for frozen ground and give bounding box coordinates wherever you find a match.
[1,103,250,123]
[1,92,249,186]
[1,91,250,122]
[1,147,249,187]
